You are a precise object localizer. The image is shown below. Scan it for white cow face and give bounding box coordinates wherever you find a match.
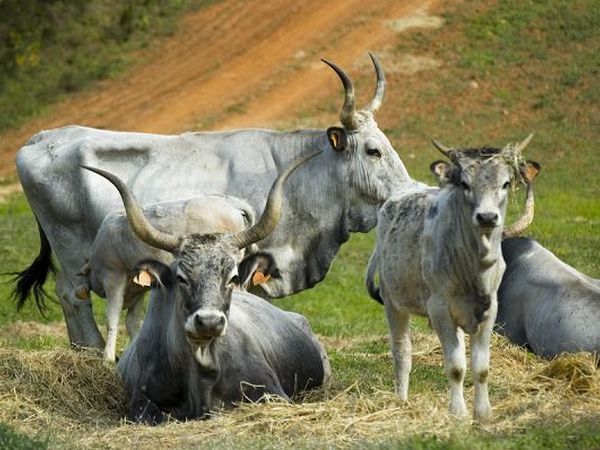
[430,143,541,233]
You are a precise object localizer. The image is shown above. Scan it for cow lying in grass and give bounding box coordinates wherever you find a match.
[82,152,329,424]
[366,135,540,419]
[78,195,256,362]
[497,237,600,359]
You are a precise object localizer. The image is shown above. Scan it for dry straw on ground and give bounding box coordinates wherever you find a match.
[0,329,598,448]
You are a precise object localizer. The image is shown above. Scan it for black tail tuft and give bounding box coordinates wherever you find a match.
[7,221,56,314]
[370,287,384,305]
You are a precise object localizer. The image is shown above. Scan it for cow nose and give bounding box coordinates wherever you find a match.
[193,313,226,337]
[476,212,499,227]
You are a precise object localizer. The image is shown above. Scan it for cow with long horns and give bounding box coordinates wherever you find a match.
[13,53,417,350]
[80,194,257,362]
[83,153,330,424]
[366,136,540,420]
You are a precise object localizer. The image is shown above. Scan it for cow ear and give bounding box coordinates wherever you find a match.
[430,160,451,185]
[327,127,348,152]
[237,252,281,290]
[521,160,541,183]
[133,260,173,290]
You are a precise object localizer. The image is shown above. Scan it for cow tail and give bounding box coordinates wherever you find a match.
[9,220,56,312]
[365,245,383,305]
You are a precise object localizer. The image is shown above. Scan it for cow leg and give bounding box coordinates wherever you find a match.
[427,294,467,418]
[56,270,105,350]
[470,298,498,421]
[104,273,127,362]
[125,292,146,340]
[384,302,411,400]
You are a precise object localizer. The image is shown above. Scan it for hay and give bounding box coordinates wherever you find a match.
[0,348,126,432]
[0,332,599,448]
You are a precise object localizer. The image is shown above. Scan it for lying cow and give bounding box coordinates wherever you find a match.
[497,237,600,358]
[82,152,329,424]
[366,135,540,419]
[79,194,256,362]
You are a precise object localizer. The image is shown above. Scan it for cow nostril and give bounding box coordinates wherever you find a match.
[476,212,499,226]
[194,314,204,330]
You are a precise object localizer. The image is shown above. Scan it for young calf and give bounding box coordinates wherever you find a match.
[82,151,329,424]
[366,135,540,419]
[78,194,256,362]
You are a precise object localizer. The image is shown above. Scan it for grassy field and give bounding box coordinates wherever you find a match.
[0,0,599,448]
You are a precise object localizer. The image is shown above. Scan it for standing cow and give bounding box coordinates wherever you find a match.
[366,136,540,419]
[83,153,329,424]
[80,194,256,362]
[12,54,417,350]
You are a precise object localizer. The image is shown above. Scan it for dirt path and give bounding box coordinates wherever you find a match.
[0,0,440,179]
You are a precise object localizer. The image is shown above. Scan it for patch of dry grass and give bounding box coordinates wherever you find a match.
[0,330,598,448]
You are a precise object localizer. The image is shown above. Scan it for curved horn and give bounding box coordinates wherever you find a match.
[502,182,535,239]
[515,133,534,154]
[366,52,385,113]
[81,165,180,252]
[322,59,359,130]
[431,138,454,158]
[232,151,322,250]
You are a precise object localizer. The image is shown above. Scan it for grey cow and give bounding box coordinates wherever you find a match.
[366,136,540,419]
[80,194,256,362]
[84,153,330,424]
[13,54,416,350]
[497,237,600,358]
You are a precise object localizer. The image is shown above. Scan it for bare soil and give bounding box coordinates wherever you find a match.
[0,0,442,179]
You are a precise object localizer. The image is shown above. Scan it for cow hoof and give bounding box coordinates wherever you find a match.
[131,399,164,426]
[474,406,492,422]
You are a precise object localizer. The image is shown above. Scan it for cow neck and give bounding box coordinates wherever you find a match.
[434,189,503,296]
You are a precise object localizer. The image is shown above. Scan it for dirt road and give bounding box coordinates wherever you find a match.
[0,0,441,179]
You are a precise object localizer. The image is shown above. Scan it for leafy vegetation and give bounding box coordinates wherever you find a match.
[0,0,212,131]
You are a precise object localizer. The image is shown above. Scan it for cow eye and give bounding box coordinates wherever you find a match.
[177,275,189,287]
[366,148,382,158]
[460,181,470,191]
[502,181,511,189]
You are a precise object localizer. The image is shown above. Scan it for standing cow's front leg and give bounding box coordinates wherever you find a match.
[470,296,498,421]
[427,294,467,418]
[384,301,412,400]
[103,272,127,362]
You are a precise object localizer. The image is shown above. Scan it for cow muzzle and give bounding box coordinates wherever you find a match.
[474,211,500,229]
[185,311,227,345]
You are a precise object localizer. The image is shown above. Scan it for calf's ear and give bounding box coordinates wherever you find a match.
[521,160,541,183]
[133,260,173,290]
[238,252,281,290]
[430,160,451,185]
[327,127,348,152]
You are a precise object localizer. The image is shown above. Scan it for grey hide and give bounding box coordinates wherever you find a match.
[119,289,330,424]
[498,237,600,358]
[12,54,415,350]
[366,138,539,420]
[82,194,256,362]
[86,152,328,424]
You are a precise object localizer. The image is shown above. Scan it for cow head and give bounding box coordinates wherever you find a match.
[429,134,540,233]
[323,54,412,217]
[82,153,316,350]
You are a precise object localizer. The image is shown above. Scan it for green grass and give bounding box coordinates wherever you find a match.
[0,423,47,450]
[0,0,599,448]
